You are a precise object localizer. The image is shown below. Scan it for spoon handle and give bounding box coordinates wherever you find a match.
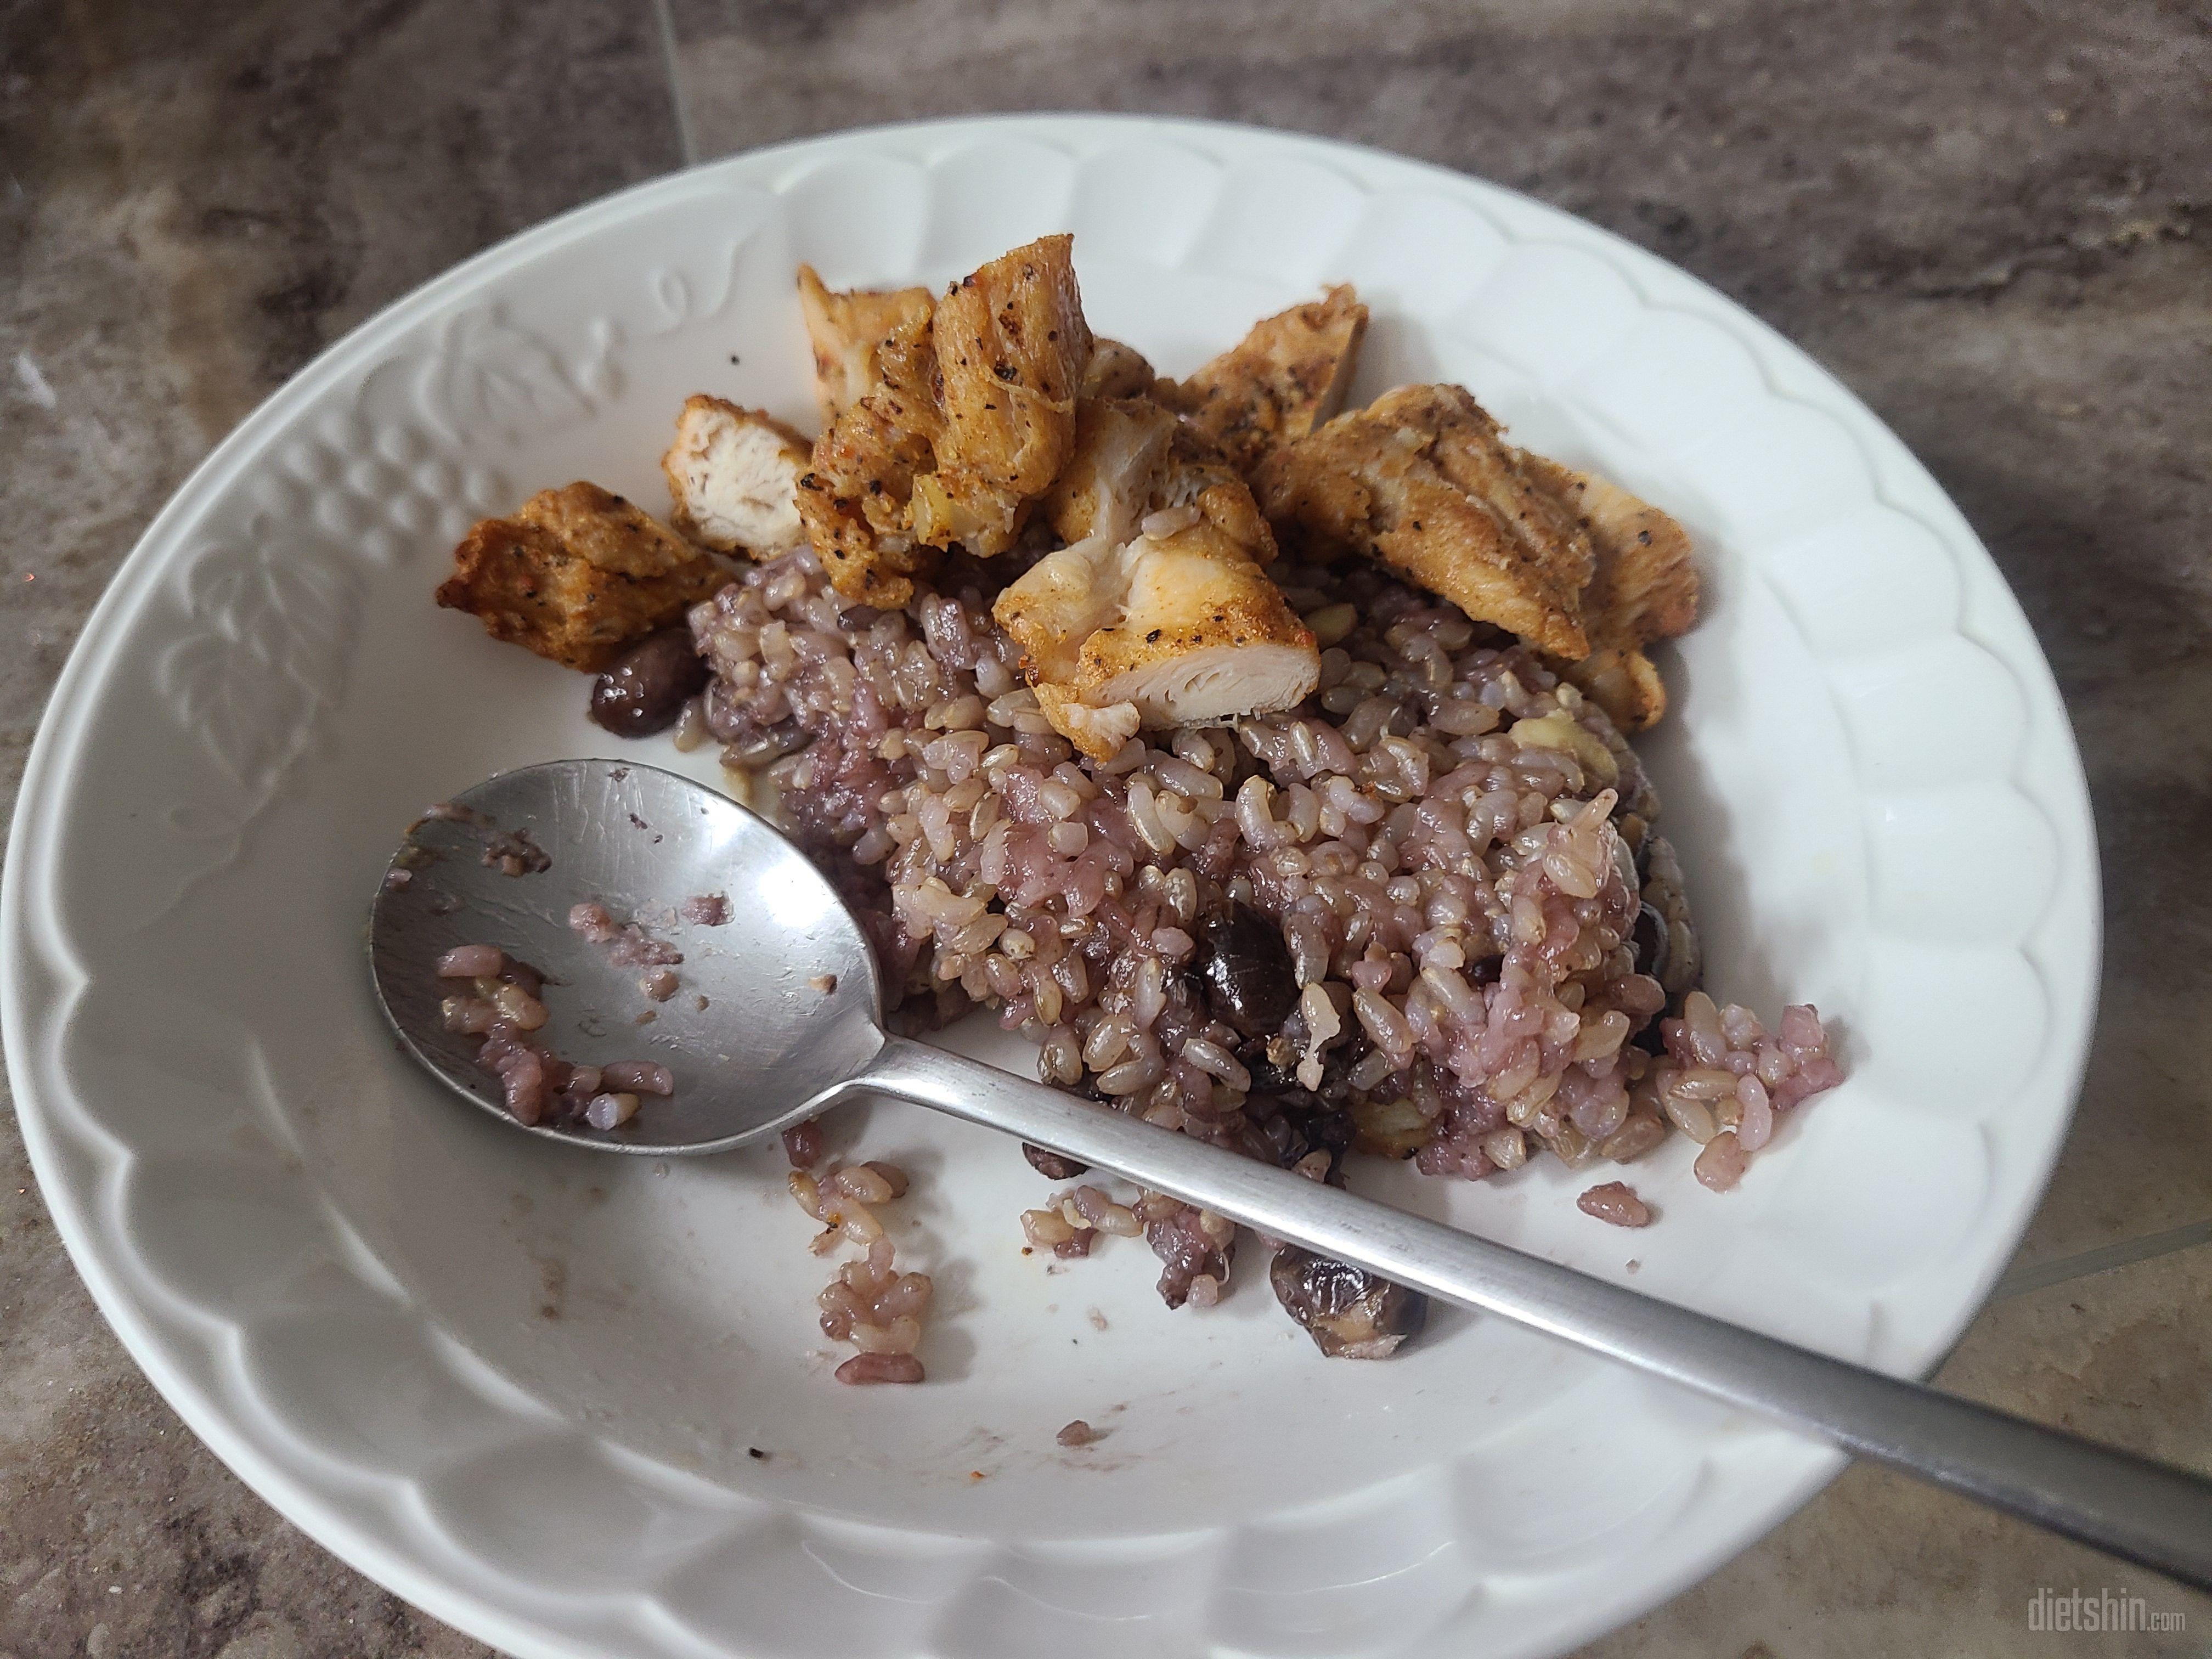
[855,1034,2212,1589]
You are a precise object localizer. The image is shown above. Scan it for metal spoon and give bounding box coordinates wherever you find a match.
[370,758,2212,1588]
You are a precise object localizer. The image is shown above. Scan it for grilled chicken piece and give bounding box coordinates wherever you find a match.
[1046,398,1277,562]
[1160,285,1369,477]
[998,516,1317,760]
[1083,336,1160,400]
[999,429,1314,765]
[795,266,934,422]
[1152,422,1277,565]
[995,532,1136,755]
[1072,516,1315,734]
[1011,393,1305,756]
[798,235,1094,606]
[1043,397,1180,546]
[909,235,1094,556]
[661,396,810,557]
[1517,455,1696,650]
[1255,383,1596,658]
[1515,453,1698,730]
[436,482,726,672]
[798,305,944,606]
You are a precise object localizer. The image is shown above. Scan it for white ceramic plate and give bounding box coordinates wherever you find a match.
[2,116,2097,1658]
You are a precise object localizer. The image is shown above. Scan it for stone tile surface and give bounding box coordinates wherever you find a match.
[3,0,2208,1655]
[0,1,677,1654]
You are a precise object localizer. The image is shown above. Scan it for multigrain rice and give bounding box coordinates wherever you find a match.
[434,946,672,1128]
[693,547,1841,1314]
[786,1144,933,1383]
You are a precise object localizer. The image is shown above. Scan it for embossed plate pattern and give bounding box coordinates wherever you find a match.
[1,117,2097,1658]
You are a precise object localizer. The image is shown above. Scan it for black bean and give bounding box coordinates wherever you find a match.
[1022,1142,1088,1181]
[1245,1036,1358,1109]
[589,627,708,737]
[1307,1107,1356,1159]
[1193,905,1299,1039]
[1269,1246,1428,1359]
[1146,1205,1234,1308]
[782,1120,824,1170]
[1239,1043,1301,1097]
[1632,902,1668,982]
[1240,1101,1354,1181]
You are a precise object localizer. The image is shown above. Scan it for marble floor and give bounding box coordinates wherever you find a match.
[1,1,2207,1654]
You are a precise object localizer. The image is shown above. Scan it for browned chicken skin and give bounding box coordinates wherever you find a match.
[795,266,934,423]
[436,482,725,672]
[1515,452,1699,730]
[1160,285,1369,478]
[796,234,1094,606]
[910,235,1095,556]
[1255,382,1596,658]
[797,304,945,606]
[1000,396,1312,758]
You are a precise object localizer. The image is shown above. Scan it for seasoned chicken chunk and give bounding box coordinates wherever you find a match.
[1160,285,1369,477]
[795,266,934,422]
[798,235,1094,605]
[907,234,1094,556]
[1012,393,1304,755]
[1517,452,1699,730]
[1082,336,1160,400]
[1075,517,1316,733]
[661,396,810,557]
[1152,421,1277,566]
[436,482,726,672]
[996,494,1315,760]
[798,305,945,606]
[1516,454,1696,648]
[1254,383,1595,658]
[1046,400,1277,562]
[995,532,1135,754]
[1043,397,1180,546]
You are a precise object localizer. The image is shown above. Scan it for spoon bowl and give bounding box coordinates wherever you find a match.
[370,759,882,1154]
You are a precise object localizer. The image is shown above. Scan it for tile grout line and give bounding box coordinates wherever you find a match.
[1993,1218,2212,1300]
[649,0,698,168]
